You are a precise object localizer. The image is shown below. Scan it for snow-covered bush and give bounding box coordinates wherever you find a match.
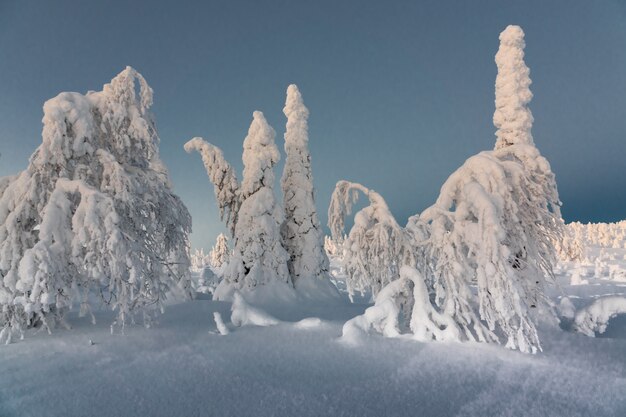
[186,112,291,296]
[0,67,191,342]
[281,85,329,285]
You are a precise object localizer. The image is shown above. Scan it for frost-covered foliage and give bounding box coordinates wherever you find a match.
[0,67,191,342]
[281,85,329,285]
[494,25,533,150]
[209,233,230,268]
[574,296,626,337]
[187,112,290,294]
[328,181,418,297]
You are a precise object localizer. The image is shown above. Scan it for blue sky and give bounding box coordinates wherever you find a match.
[1,0,625,250]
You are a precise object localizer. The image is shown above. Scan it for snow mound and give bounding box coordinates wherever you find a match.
[574,296,626,337]
[342,266,459,346]
[230,292,280,327]
[294,317,323,329]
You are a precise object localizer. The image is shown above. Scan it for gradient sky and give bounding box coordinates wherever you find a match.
[1,0,625,250]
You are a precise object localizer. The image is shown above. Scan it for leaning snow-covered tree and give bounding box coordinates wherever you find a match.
[210,233,230,268]
[0,67,192,342]
[334,25,563,353]
[328,181,419,298]
[281,85,329,285]
[186,112,290,295]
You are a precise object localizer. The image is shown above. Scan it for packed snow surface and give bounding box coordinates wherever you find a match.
[2,240,626,417]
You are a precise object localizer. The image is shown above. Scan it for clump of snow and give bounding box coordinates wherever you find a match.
[557,297,576,320]
[294,317,323,329]
[213,312,230,335]
[574,296,626,337]
[230,292,280,327]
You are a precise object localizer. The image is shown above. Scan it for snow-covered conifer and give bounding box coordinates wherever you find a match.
[226,112,290,289]
[0,67,192,341]
[210,233,230,268]
[183,139,240,235]
[186,112,290,295]
[281,85,329,285]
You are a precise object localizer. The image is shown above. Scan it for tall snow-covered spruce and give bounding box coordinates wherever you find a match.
[281,85,329,286]
[186,112,291,298]
[0,67,192,342]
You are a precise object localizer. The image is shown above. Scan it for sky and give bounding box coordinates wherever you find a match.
[0,0,625,250]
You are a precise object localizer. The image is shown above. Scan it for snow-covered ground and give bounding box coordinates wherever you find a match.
[2,246,626,417]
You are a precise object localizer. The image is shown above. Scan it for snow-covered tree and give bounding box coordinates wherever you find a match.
[281,85,329,285]
[210,233,230,268]
[332,25,562,353]
[0,67,192,342]
[227,111,290,288]
[183,139,240,236]
[186,112,290,294]
[328,181,418,297]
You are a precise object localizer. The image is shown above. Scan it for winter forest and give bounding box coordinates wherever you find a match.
[2,6,626,417]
